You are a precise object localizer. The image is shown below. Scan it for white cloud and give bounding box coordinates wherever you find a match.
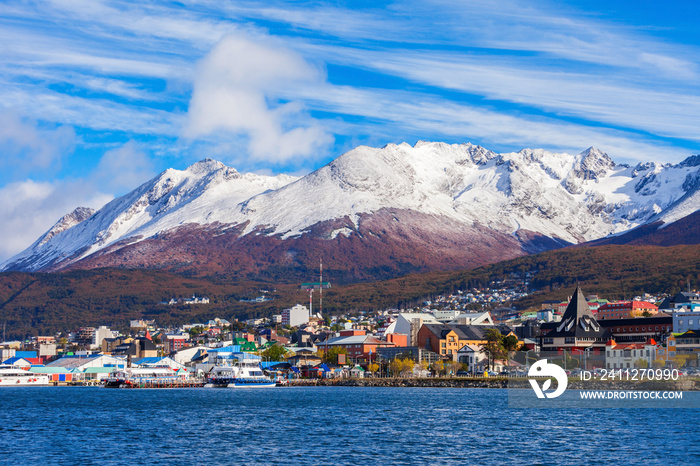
[0,179,112,263]
[185,33,333,162]
[94,141,158,193]
[0,110,76,177]
[0,140,158,262]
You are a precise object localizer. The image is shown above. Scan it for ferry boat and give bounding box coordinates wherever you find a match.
[104,367,194,388]
[205,362,276,388]
[0,365,50,386]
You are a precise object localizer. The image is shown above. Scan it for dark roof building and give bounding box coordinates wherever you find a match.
[540,285,610,353]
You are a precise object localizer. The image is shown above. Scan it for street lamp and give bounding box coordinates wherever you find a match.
[584,347,591,372]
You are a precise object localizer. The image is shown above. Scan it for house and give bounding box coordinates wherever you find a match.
[2,357,33,369]
[540,285,610,354]
[320,330,397,362]
[605,338,658,369]
[111,337,158,359]
[671,330,700,367]
[350,365,365,378]
[285,352,322,367]
[456,344,487,373]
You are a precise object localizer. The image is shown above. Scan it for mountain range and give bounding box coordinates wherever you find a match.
[2,142,699,283]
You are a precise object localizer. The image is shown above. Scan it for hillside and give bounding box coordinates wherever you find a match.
[1,244,698,339]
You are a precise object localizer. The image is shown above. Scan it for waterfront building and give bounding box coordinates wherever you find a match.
[456,344,487,372]
[540,285,610,354]
[605,338,658,369]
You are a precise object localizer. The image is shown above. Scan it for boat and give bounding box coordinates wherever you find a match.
[0,365,50,386]
[104,367,199,388]
[205,362,276,388]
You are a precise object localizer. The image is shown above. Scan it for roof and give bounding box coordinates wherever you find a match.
[598,315,672,328]
[421,323,511,341]
[46,355,103,368]
[545,285,609,339]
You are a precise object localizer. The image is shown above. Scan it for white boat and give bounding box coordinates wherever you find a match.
[205,362,275,388]
[0,365,50,386]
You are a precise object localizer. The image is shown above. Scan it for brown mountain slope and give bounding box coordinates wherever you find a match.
[1,244,698,340]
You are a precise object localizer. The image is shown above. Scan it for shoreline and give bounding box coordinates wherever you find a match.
[287,377,700,390]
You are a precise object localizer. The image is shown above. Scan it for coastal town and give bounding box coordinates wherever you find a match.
[2,283,700,387]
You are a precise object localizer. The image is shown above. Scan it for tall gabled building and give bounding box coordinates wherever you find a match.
[540,285,610,354]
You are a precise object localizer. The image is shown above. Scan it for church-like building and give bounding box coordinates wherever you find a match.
[540,285,611,354]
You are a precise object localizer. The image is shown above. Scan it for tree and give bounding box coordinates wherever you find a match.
[502,335,520,370]
[261,345,288,362]
[652,358,666,368]
[480,329,506,371]
[389,358,414,377]
[318,346,348,364]
[634,358,649,369]
[367,362,379,374]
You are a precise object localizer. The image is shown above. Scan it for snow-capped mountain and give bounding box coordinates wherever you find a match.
[2,142,698,281]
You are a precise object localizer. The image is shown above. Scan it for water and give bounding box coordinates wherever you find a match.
[0,386,696,465]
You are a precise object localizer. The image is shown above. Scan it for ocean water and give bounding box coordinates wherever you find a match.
[0,386,696,465]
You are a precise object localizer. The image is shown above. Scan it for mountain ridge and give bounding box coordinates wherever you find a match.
[2,142,699,281]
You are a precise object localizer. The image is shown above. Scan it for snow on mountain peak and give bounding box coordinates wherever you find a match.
[2,142,698,273]
[37,207,95,247]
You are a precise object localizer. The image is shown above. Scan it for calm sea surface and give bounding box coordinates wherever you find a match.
[0,386,696,465]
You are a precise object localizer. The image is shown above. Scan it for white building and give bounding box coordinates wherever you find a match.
[92,326,117,350]
[449,311,494,326]
[431,310,461,322]
[282,304,310,328]
[457,344,488,372]
[392,313,440,346]
[605,338,658,370]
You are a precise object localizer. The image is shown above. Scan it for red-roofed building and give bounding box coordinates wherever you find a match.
[597,301,659,320]
[605,338,658,369]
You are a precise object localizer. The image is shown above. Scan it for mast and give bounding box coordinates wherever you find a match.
[320,258,323,318]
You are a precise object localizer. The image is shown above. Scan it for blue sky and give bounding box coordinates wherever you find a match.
[1,0,699,261]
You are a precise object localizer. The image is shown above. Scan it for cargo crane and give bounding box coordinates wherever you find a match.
[300,259,331,318]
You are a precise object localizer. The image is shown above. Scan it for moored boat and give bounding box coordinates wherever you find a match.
[104,367,200,388]
[0,365,50,386]
[205,362,276,388]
